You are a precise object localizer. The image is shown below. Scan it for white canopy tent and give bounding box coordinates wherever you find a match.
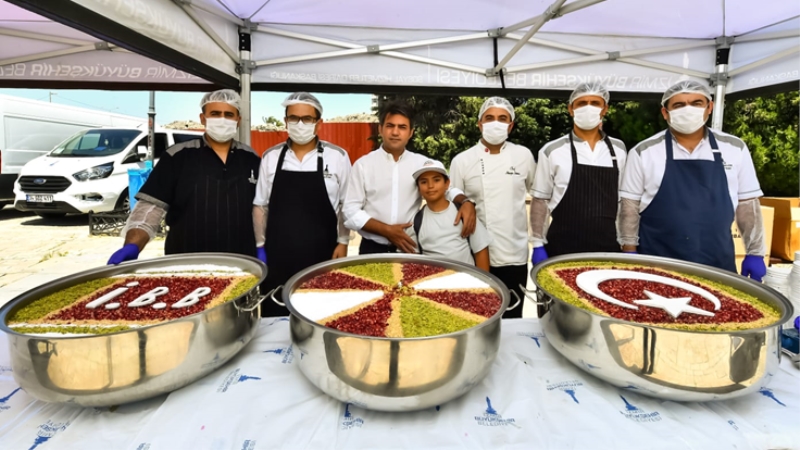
[2,0,798,143]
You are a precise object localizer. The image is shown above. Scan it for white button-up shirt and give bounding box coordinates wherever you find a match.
[449,141,536,267]
[620,129,763,212]
[253,140,352,245]
[343,147,463,245]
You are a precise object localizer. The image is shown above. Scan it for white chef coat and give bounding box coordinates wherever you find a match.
[449,141,536,267]
[343,147,464,245]
[253,140,352,245]
[532,131,627,210]
[620,129,763,212]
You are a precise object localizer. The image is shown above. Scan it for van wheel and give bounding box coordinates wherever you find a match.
[36,212,67,219]
[115,189,130,213]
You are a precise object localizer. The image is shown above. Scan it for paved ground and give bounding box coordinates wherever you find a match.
[0,205,537,316]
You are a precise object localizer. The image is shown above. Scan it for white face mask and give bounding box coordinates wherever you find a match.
[481,121,509,145]
[204,117,238,143]
[573,105,603,130]
[287,122,317,145]
[668,106,708,134]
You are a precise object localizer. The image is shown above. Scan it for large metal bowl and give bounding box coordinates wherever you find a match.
[277,254,515,412]
[0,253,267,407]
[528,253,794,402]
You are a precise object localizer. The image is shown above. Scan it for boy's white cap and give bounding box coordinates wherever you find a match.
[412,159,448,181]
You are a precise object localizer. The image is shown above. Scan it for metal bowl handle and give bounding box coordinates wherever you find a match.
[519,284,551,306]
[270,285,285,307]
[506,290,522,311]
[236,288,275,312]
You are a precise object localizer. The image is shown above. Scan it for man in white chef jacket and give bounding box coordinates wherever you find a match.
[449,97,536,319]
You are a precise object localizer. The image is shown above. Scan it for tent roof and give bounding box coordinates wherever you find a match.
[2,0,798,96]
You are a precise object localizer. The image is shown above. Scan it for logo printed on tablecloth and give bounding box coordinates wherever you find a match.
[241,440,257,450]
[263,345,294,364]
[727,420,739,431]
[135,444,151,450]
[0,364,12,374]
[618,395,662,422]
[546,380,583,404]
[516,331,546,348]
[759,388,786,406]
[28,420,70,450]
[217,368,262,393]
[341,403,365,430]
[474,397,518,427]
[0,387,21,412]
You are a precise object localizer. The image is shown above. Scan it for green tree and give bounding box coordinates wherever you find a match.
[262,116,284,127]
[723,91,799,197]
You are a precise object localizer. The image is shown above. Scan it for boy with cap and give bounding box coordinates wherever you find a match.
[407,159,492,270]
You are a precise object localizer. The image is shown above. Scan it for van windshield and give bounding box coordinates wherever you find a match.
[50,129,141,157]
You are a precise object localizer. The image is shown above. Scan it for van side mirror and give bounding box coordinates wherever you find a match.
[137,145,149,161]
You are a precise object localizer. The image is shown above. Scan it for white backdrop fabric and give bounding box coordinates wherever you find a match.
[0,318,798,450]
[1,0,797,94]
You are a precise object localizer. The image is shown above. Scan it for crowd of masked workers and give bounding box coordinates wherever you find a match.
[108,80,769,318]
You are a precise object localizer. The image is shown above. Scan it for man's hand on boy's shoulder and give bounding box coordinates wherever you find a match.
[454,199,476,238]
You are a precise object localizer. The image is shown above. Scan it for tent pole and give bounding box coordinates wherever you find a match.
[710,38,732,131]
[499,0,605,35]
[147,91,156,162]
[492,0,568,74]
[238,25,253,145]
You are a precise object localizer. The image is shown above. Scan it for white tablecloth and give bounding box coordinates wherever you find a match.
[1,318,798,450]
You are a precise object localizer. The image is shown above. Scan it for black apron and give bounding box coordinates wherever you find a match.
[166,147,257,257]
[639,129,736,272]
[545,133,620,256]
[262,143,338,316]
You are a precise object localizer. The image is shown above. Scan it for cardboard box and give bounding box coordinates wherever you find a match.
[732,206,774,273]
[758,197,800,261]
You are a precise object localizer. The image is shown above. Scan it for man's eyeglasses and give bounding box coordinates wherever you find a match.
[285,116,318,124]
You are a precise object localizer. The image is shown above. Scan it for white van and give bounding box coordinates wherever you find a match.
[0,95,144,208]
[13,125,203,218]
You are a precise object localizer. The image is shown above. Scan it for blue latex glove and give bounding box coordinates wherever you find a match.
[107,243,140,265]
[531,246,548,265]
[256,246,267,264]
[740,255,766,282]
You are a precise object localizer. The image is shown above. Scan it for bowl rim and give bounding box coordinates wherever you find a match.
[281,254,510,341]
[529,252,794,334]
[0,252,267,340]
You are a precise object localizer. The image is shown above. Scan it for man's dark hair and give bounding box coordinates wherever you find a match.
[379,101,414,128]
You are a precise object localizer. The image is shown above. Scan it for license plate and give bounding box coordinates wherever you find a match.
[26,194,53,203]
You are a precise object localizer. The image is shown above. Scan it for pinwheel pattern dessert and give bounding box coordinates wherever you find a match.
[291,262,502,337]
[536,262,781,331]
[6,265,260,335]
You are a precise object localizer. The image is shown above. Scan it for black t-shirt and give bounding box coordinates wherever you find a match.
[136,137,261,256]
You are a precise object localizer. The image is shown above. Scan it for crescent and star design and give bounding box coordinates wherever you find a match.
[574,270,721,319]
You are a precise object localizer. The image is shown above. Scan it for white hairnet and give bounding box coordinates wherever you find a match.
[569,82,610,105]
[200,89,241,111]
[661,80,712,106]
[479,97,515,121]
[281,92,323,116]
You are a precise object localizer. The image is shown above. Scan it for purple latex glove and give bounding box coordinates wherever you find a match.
[740,255,766,282]
[256,246,267,265]
[107,243,140,265]
[531,246,548,265]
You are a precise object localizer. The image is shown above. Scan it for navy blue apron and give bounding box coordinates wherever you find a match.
[638,129,736,272]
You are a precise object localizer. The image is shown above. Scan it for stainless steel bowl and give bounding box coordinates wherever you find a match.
[0,253,267,407]
[527,253,794,402]
[276,254,517,412]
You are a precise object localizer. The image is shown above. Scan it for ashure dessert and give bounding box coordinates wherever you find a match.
[7,265,259,336]
[537,261,781,331]
[291,262,502,337]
